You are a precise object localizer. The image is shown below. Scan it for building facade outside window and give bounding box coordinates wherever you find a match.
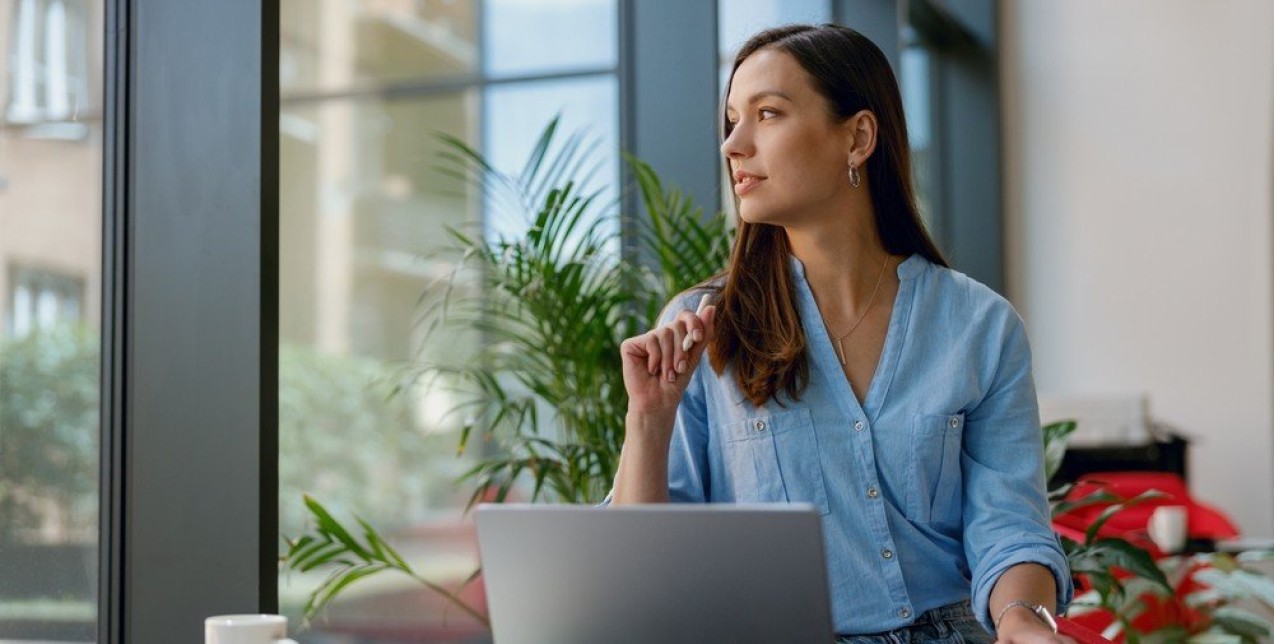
[0,0,102,641]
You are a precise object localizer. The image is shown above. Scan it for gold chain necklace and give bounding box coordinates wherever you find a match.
[830,253,889,366]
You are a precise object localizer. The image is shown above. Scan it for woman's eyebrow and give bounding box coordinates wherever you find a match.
[725,90,793,113]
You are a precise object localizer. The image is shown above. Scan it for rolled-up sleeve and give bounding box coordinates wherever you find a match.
[961,313,1073,632]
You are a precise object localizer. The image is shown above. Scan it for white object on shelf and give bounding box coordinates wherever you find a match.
[1037,393,1151,447]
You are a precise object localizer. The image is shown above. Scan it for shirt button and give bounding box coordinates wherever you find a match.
[867,487,879,499]
[754,420,766,432]
[899,607,911,619]
[881,548,893,559]
[950,416,960,428]
[854,420,864,431]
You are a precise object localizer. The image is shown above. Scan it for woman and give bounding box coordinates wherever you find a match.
[609,24,1075,644]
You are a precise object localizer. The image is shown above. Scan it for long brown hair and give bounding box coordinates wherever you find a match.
[706,24,949,407]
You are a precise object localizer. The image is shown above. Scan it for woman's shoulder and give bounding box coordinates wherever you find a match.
[911,256,1023,329]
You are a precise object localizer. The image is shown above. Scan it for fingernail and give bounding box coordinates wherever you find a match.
[677,360,687,373]
[681,335,694,352]
[666,370,676,382]
[692,329,703,342]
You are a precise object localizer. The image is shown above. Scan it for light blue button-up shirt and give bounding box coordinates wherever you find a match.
[632,253,1072,635]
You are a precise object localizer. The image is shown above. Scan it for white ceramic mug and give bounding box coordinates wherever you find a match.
[205,614,299,644]
[1147,505,1189,554]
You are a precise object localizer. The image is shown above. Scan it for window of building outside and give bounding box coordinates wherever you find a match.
[0,0,102,641]
[6,266,85,339]
[5,0,91,129]
[278,1,616,641]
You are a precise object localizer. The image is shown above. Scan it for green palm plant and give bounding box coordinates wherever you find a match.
[282,117,733,623]
[415,117,732,507]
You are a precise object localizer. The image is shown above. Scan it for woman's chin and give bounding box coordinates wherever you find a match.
[738,204,781,226]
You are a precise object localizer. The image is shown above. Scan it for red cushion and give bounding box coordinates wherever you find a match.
[1053,472,1240,546]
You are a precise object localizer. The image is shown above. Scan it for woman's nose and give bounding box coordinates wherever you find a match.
[721,124,752,159]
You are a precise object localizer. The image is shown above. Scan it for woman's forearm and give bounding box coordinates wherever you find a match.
[988,562,1060,630]
[610,411,675,504]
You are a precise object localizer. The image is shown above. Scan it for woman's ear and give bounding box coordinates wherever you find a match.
[844,110,878,167]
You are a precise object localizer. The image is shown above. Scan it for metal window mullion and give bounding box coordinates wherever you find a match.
[279,65,620,106]
[99,0,128,638]
[101,0,276,641]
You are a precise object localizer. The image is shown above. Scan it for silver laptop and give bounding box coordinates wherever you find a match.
[475,503,834,644]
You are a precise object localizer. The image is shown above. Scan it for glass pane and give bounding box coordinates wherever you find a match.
[900,42,940,237]
[718,0,829,69]
[483,0,616,78]
[278,92,494,642]
[0,0,102,641]
[483,74,619,249]
[281,0,479,96]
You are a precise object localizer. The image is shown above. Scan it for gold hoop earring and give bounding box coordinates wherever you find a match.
[848,165,861,189]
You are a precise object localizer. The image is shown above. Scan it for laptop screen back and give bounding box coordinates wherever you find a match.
[475,504,833,644]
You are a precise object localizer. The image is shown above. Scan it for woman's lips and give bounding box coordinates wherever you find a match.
[734,176,764,195]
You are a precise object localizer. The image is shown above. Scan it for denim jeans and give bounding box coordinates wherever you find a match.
[835,600,993,644]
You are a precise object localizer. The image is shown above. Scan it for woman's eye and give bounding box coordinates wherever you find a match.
[758,108,778,120]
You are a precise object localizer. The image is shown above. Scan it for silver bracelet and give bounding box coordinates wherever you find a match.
[995,600,1058,633]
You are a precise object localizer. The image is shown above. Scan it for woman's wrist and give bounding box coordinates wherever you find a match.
[995,603,1057,636]
[625,409,676,441]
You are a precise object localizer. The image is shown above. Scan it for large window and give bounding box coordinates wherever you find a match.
[278,1,617,640]
[0,0,1000,638]
[0,0,102,641]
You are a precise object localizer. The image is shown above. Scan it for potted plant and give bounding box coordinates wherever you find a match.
[1044,421,1274,642]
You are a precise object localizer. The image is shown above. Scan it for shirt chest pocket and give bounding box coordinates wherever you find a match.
[908,412,965,527]
[721,408,830,515]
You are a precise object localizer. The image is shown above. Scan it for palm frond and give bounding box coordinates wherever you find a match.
[281,496,489,628]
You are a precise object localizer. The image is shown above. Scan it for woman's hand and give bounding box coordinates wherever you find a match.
[994,611,1077,644]
[620,303,717,421]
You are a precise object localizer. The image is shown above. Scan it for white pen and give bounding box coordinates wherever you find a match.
[681,293,713,352]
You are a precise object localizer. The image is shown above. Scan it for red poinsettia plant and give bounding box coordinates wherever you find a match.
[1044,421,1274,643]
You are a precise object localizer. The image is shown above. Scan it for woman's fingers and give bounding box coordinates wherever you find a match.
[656,326,677,382]
[677,310,706,353]
[642,333,660,376]
[631,296,718,385]
[663,304,717,380]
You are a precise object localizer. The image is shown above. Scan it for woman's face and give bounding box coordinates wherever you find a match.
[722,48,853,226]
